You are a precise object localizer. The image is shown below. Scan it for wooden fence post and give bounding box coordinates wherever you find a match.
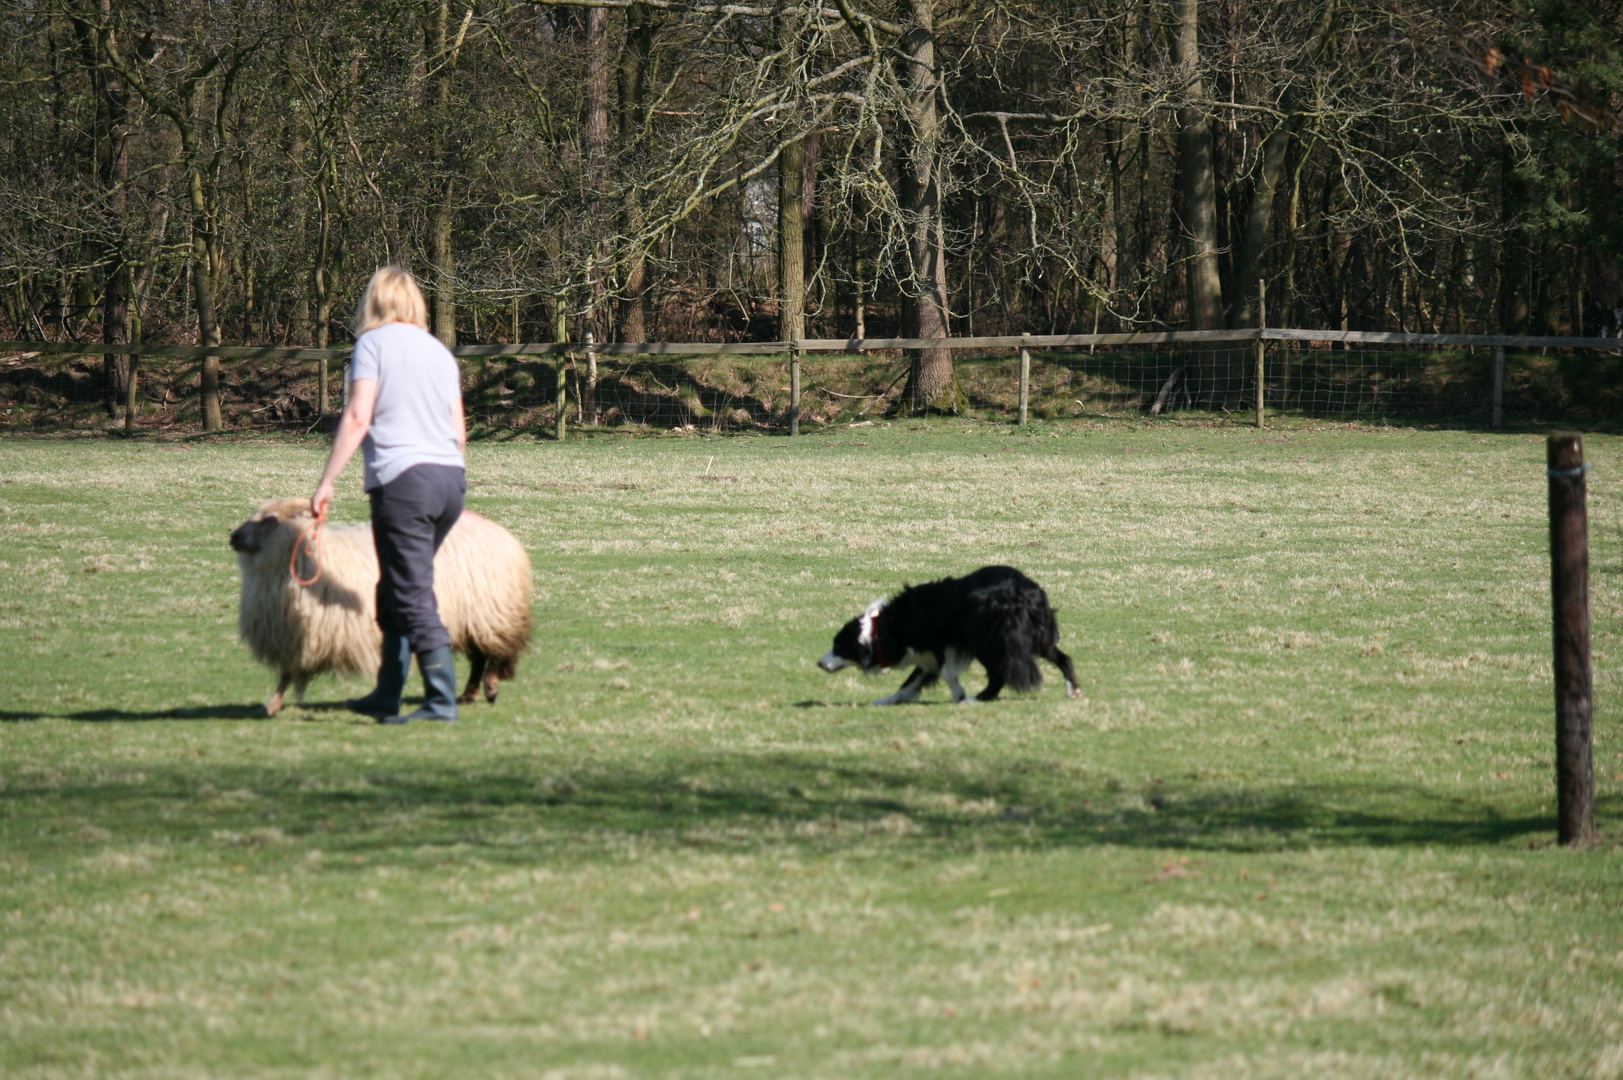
[1018,335,1031,424]
[554,295,568,442]
[1255,337,1266,429]
[1256,282,1267,429]
[1492,346,1505,429]
[790,345,801,436]
[1546,432,1594,846]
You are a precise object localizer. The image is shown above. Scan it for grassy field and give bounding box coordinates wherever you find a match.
[1,418,1619,1080]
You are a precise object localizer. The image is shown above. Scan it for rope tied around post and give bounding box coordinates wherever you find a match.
[289,506,327,588]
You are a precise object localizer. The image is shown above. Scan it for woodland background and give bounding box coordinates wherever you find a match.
[2,0,1621,419]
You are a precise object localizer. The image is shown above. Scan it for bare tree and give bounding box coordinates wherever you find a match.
[96,14,256,431]
[1173,0,1224,331]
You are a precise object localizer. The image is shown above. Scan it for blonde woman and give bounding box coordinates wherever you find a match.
[311,266,467,722]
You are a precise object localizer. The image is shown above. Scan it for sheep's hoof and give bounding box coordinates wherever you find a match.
[456,690,478,705]
[482,676,499,703]
[263,696,283,717]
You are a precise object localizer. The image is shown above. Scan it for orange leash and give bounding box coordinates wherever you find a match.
[290,506,327,587]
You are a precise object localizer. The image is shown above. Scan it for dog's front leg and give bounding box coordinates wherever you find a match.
[874,668,933,705]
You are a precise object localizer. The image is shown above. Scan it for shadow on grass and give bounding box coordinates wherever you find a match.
[1,748,1600,856]
[0,698,410,723]
[0,705,271,722]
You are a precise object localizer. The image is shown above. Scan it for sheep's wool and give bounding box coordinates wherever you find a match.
[234,497,532,701]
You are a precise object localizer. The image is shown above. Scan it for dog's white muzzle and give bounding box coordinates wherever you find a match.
[818,652,853,673]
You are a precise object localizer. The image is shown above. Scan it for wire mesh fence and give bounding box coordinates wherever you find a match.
[2,331,1619,435]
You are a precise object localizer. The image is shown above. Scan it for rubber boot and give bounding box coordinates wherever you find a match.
[347,631,411,718]
[385,646,458,724]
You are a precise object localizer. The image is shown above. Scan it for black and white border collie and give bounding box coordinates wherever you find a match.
[818,566,1081,704]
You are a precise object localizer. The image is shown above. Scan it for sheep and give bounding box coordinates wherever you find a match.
[230,497,533,716]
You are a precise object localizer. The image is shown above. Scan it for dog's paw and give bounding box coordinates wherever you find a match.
[1066,685,1081,700]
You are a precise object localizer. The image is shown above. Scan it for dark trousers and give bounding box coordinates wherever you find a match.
[369,464,466,653]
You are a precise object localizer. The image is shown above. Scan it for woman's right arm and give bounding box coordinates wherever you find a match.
[310,378,379,519]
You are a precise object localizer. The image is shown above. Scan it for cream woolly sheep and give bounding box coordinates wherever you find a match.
[230,497,533,715]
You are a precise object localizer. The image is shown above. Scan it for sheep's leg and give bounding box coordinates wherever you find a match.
[459,647,488,705]
[482,668,500,704]
[264,673,292,717]
[292,676,310,705]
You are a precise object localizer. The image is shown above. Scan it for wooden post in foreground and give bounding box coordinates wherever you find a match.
[1546,433,1594,846]
[554,295,568,442]
[789,346,801,436]
[1018,335,1031,424]
[1492,346,1505,429]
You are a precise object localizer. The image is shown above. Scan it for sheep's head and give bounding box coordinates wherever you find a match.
[230,498,315,558]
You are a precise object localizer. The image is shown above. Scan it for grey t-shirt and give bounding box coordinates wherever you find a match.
[349,323,465,491]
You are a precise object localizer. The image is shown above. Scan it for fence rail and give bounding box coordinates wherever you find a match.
[3,329,1621,437]
[6,328,1623,361]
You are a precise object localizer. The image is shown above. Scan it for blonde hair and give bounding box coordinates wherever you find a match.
[355,266,429,334]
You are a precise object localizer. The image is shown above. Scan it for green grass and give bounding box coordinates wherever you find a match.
[1,418,1620,1080]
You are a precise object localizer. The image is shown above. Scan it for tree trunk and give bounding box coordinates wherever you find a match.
[431,193,455,345]
[1537,245,1564,335]
[1280,131,1315,327]
[98,41,131,412]
[1231,1,1336,328]
[313,161,334,414]
[617,2,652,342]
[780,133,806,342]
[801,129,820,327]
[581,4,611,419]
[1173,0,1224,333]
[284,80,309,347]
[584,6,610,329]
[429,0,457,347]
[777,2,806,345]
[186,160,224,432]
[1498,144,1529,334]
[88,0,130,414]
[896,0,952,412]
